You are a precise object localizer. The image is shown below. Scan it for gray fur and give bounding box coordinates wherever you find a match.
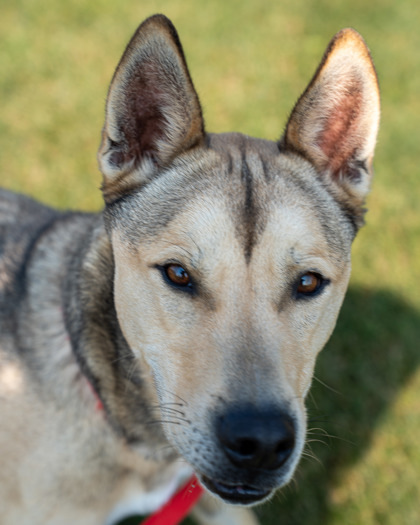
[0,14,379,525]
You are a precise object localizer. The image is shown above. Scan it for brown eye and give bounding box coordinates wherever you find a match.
[297,272,323,296]
[165,264,191,287]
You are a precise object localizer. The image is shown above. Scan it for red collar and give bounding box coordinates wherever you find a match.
[141,475,203,525]
[85,376,104,412]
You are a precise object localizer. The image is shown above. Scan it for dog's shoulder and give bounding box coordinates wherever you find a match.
[0,190,59,323]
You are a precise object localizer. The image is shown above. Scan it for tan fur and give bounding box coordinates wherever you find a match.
[111,145,353,496]
[0,15,379,525]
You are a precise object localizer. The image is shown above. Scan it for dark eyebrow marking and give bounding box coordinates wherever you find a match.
[240,148,256,263]
[226,151,234,175]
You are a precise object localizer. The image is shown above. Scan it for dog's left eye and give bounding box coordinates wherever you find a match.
[296,272,327,297]
[162,264,192,289]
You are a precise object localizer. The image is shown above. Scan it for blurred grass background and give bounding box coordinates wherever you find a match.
[1,0,419,524]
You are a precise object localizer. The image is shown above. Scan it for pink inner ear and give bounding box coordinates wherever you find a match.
[318,85,363,178]
[123,62,168,165]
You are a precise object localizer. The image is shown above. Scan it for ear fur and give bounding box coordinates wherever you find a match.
[282,28,380,226]
[98,15,205,203]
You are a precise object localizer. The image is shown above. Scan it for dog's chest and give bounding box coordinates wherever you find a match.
[8,378,191,523]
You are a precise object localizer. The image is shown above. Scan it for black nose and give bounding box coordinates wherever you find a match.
[216,406,295,471]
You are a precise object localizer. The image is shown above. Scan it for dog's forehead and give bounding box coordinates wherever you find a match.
[108,132,352,261]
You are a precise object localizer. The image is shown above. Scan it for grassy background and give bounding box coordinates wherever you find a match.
[1,0,419,523]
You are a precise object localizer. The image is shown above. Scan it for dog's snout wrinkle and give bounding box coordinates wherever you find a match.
[216,406,295,471]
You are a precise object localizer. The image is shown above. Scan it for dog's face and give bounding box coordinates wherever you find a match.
[98,16,379,504]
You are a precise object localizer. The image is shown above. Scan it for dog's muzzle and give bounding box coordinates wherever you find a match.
[200,405,296,504]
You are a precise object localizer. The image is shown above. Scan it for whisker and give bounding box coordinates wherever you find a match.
[307,426,332,436]
[301,442,325,468]
[111,351,134,365]
[159,388,188,406]
[312,375,343,396]
[306,438,329,447]
[150,406,186,416]
[144,420,183,426]
[307,427,355,446]
[124,361,139,393]
[301,450,323,467]
[307,389,319,410]
[152,402,185,407]
[149,402,185,415]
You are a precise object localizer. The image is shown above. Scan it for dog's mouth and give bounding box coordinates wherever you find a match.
[200,475,272,505]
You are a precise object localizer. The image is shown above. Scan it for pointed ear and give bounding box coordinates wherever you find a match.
[282,29,380,225]
[98,15,205,203]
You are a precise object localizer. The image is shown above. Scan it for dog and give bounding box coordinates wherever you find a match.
[0,14,379,525]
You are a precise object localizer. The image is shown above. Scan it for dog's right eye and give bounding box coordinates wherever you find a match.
[159,263,193,291]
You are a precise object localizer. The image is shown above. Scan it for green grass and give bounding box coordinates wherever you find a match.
[1,1,419,523]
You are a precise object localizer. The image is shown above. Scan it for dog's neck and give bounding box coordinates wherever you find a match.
[15,210,169,455]
[63,214,172,449]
